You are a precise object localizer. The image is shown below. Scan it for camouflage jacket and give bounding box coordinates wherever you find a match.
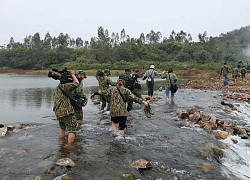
[96,76,116,91]
[72,81,86,99]
[119,73,135,90]
[100,86,143,117]
[53,82,78,118]
[232,68,240,76]
[161,73,178,88]
[220,65,230,76]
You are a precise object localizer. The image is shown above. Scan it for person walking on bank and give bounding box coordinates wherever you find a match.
[161,68,178,104]
[96,69,116,111]
[240,66,247,81]
[142,65,160,100]
[72,70,88,130]
[232,67,240,82]
[220,62,231,86]
[53,70,80,145]
[91,79,148,136]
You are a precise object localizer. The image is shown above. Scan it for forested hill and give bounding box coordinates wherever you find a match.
[0,26,250,70]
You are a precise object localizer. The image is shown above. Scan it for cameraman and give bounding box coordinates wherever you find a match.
[53,70,79,145]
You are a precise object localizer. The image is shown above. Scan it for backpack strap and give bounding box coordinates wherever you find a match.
[116,87,126,104]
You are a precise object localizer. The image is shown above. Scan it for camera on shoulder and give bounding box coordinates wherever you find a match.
[48,67,72,84]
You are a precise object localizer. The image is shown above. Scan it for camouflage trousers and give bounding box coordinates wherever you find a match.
[58,114,77,133]
[74,109,83,124]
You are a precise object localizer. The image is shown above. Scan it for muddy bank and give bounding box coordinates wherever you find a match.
[1,89,245,180]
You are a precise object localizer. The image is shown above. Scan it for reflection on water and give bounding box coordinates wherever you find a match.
[0,74,102,124]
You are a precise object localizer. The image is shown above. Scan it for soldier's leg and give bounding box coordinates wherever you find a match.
[100,95,107,110]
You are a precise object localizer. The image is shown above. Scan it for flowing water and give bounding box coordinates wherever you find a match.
[0,74,249,180]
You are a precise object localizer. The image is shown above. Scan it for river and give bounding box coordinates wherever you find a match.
[0,74,249,180]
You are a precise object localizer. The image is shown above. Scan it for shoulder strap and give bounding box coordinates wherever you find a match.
[148,70,154,78]
[59,86,72,100]
[116,87,126,104]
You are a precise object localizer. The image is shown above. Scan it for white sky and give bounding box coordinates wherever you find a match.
[1,0,250,45]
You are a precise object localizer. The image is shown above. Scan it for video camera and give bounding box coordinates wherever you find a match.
[48,67,87,84]
[48,67,73,84]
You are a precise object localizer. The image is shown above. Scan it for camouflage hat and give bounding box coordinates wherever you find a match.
[117,79,125,84]
[77,70,87,78]
[104,69,111,75]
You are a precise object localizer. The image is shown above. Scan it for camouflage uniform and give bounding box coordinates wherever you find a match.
[220,64,230,85]
[232,67,240,80]
[53,82,78,132]
[100,86,143,130]
[119,72,136,111]
[96,75,116,110]
[161,72,178,98]
[72,81,87,125]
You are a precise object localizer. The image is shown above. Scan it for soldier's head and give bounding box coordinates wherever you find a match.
[125,68,131,74]
[104,69,111,76]
[168,68,173,73]
[116,79,125,87]
[77,70,87,81]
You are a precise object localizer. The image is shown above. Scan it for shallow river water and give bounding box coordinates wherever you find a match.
[0,74,249,180]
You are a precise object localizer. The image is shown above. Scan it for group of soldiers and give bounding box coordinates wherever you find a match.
[94,68,142,112]
[220,61,247,85]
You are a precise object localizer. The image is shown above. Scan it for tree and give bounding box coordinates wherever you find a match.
[32,32,42,49]
[75,37,83,49]
[138,33,145,45]
[146,30,162,43]
[198,31,209,43]
[43,32,52,49]
[120,28,126,42]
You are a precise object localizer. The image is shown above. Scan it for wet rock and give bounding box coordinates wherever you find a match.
[53,174,69,180]
[0,124,4,128]
[24,176,42,180]
[238,129,248,139]
[192,112,201,122]
[99,115,111,125]
[178,111,189,119]
[231,139,238,144]
[0,127,8,137]
[131,159,152,170]
[187,107,198,115]
[208,115,217,130]
[201,162,214,172]
[200,111,211,121]
[122,173,136,180]
[221,99,233,106]
[15,124,23,129]
[213,130,229,140]
[55,158,75,167]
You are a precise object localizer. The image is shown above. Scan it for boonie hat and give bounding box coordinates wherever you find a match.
[78,70,87,78]
[117,79,125,84]
[104,69,111,75]
[150,65,155,69]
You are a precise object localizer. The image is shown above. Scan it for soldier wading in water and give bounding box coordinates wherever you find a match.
[92,79,149,136]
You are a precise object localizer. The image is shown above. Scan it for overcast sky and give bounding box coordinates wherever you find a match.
[1,0,250,45]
